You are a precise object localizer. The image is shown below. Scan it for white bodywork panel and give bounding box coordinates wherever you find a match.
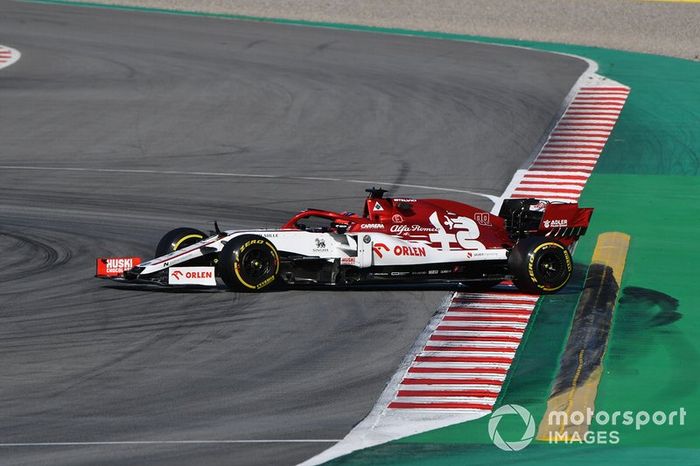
[135,229,508,276]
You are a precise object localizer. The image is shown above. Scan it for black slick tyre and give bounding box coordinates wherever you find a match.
[218,235,279,292]
[155,227,208,257]
[508,237,573,294]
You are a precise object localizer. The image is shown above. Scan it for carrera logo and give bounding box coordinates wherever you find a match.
[361,223,385,229]
[168,267,216,286]
[393,245,426,257]
[543,219,568,228]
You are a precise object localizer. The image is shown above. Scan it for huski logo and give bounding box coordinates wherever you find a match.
[488,404,536,451]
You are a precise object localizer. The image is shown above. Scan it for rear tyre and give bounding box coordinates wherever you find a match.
[155,227,208,257]
[508,237,572,294]
[218,235,279,292]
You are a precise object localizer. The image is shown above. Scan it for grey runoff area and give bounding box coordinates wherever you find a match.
[67,0,700,60]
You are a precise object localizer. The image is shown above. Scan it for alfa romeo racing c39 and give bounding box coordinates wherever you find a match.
[96,188,593,294]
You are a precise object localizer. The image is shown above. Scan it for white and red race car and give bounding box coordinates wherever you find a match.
[96,188,592,294]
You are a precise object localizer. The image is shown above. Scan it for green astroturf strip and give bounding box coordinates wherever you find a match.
[20,1,700,463]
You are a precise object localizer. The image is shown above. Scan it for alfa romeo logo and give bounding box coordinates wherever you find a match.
[488,404,536,451]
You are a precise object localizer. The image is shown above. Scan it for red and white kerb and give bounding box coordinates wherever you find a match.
[388,289,538,412]
[512,86,630,203]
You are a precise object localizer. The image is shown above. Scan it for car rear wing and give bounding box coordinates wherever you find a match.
[499,198,593,241]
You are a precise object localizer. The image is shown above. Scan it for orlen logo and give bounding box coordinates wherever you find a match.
[106,258,133,272]
[373,243,390,258]
[171,270,213,280]
[394,245,426,257]
[168,267,217,286]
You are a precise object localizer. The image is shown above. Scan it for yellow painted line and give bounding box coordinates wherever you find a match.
[591,232,631,285]
[536,232,630,442]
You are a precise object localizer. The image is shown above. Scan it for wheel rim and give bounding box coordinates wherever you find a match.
[240,248,273,281]
[536,250,568,285]
[171,235,202,251]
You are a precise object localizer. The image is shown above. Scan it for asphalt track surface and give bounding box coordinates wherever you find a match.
[0,2,587,465]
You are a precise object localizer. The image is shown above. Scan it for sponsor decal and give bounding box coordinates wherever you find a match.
[168,266,216,286]
[313,237,329,252]
[390,224,438,234]
[393,198,417,203]
[372,242,390,258]
[529,201,548,212]
[393,245,426,257]
[392,214,404,223]
[95,256,141,278]
[428,211,485,251]
[361,223,385,229]
[262,233,279,238]
[474,212,491,226]
[373,201,384,211]
[105,258,134,273]
[340,257,357,265]
[543,219,568,228]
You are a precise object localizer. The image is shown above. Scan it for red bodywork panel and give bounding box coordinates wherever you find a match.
[354,197,512,249]
[282,196,593,250]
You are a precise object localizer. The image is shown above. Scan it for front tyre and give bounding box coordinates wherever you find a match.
[218,235,279,291]
[155,227,208,257]
[508,237,572,294]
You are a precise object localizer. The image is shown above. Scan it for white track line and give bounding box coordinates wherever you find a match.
[0,165,498,202]
[0,45,21,70]
[0,440,340,447]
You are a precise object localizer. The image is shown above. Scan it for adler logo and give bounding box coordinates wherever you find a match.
[168,267,217,286]
[543,219,568,228]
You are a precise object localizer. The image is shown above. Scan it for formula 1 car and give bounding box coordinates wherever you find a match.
[96,188,592,294]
